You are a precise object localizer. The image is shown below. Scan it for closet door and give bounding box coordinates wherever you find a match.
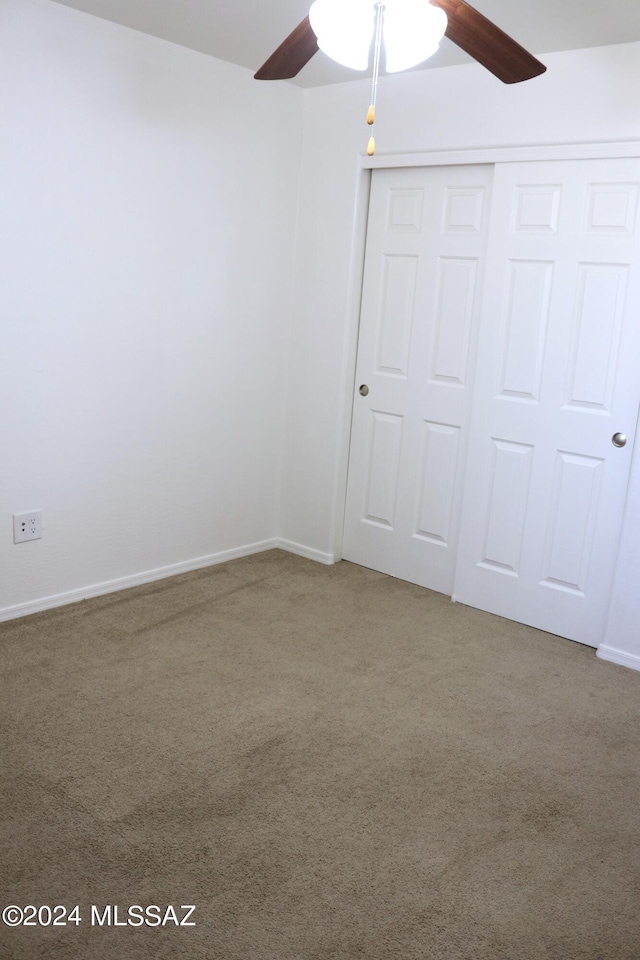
[342,165,492,593]
[453,159,640,646]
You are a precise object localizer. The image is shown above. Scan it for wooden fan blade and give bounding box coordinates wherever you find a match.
[431,0,546,83]
[254,16,319,80]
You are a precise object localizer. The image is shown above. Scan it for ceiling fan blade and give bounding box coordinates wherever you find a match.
[431,0,546,83]
[254,16,319,80]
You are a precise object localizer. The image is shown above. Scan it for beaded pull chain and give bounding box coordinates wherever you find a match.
[367,3,385,157]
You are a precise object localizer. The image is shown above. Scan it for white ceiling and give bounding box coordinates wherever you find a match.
[51,0,640,87]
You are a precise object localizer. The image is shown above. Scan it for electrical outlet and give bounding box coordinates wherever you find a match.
[13,510,42,543]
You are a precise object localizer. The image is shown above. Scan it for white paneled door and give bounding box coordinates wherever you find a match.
[342,165,493,593]
[453,158,640,646]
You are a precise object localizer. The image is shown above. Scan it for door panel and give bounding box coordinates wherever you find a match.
[375,254,418,376]
[480,439,534,576]
[342,165,492,593]
[364,411,403,528]
[453,158,640,646]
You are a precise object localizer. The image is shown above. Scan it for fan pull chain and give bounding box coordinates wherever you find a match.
[367,2,385,157]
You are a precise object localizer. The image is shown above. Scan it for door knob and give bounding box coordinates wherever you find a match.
[359,384,369,396]
[612,432,627,448]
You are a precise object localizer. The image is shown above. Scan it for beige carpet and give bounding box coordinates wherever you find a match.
[1,549,639,959]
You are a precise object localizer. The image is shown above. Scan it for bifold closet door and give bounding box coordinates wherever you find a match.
[342,165,492,593]
[452,158,640,646]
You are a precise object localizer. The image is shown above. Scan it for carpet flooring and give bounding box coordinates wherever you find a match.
[1,549,639,959]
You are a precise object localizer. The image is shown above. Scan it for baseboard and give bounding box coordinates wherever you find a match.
[596,644,640,673]
[0,539,279,623]
[275,539,335,565]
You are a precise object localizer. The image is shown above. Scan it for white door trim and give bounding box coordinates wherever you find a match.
[362,141,640,171]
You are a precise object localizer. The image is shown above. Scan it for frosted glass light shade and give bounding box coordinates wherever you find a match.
[308,0,447,75]
[309,0,376,71]
[383,0,447,73]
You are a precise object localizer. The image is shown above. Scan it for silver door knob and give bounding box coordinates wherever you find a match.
[612,432,627,448]
[359,384,369,396]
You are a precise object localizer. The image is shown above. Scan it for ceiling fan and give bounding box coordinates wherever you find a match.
[254,0,546,86]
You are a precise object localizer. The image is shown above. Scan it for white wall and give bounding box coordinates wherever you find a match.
[281,42,640,664]
[601,437,640,668]
[0,0,303,615]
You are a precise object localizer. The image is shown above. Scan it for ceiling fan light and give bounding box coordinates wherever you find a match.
[383,0,447,73]
[309,0,375,71]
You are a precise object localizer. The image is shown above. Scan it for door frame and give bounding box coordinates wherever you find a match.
[334,140,640,645]
[364,141,640,171]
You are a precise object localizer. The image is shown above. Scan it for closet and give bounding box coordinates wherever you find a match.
[343,157,640,646]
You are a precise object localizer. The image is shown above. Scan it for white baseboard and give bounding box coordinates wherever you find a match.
[275,539,335,565]
[0,538,336,623]
[596,644,640,673]
[0,539,279,623]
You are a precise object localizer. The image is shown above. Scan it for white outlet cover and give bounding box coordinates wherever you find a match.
[13,510,42,543]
